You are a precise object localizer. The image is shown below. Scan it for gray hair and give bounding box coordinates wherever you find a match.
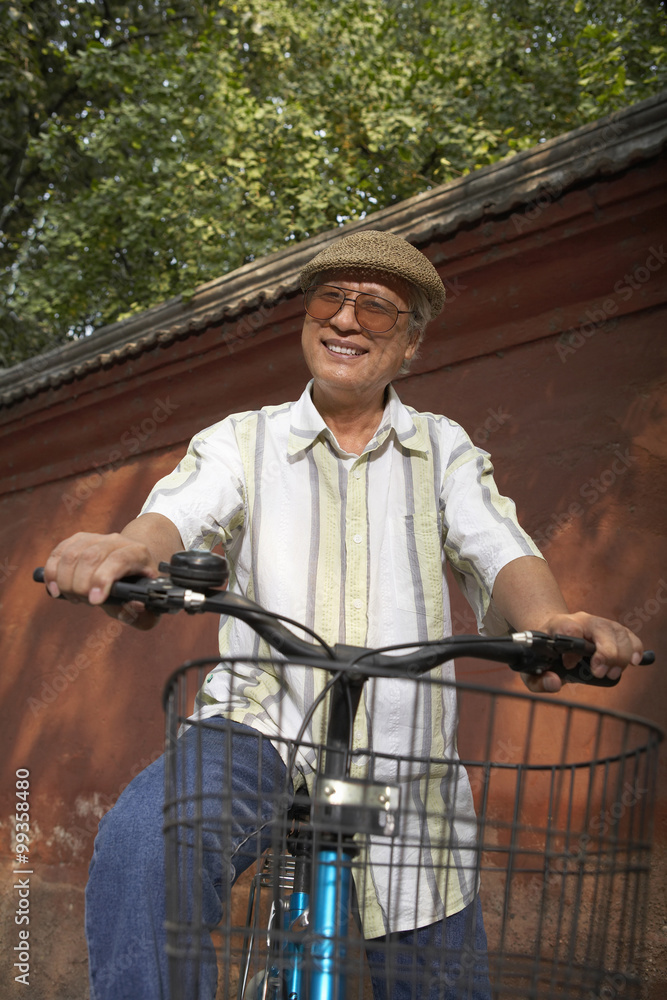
[402,282,433,374]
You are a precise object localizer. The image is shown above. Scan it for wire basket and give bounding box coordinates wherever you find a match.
[163,658,662,1000]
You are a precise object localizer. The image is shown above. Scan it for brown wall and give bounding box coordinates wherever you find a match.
[1,154,665,998]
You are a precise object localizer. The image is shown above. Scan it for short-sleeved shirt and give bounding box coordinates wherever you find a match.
[142,381,541,936]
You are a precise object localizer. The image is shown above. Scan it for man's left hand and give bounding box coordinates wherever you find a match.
[521,611,644,694]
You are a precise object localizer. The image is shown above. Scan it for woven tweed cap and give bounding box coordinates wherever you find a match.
[299,230,446,315]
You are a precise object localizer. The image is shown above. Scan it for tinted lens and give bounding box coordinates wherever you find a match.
[355,293,398,333]
[305,285,345,320]
[304,284,400,333]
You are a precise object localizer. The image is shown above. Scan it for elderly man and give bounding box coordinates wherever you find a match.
[44,230,643,1000]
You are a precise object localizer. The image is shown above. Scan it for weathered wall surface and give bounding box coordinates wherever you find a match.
[0,151,665,998]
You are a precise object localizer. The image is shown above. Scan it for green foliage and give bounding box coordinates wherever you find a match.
[2,0,666,365]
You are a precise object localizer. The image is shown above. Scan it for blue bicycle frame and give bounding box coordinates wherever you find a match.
[308,847,352,1000]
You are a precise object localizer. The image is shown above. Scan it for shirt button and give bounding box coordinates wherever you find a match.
[353,598,362,610]
[353,534,362,544]
[354,468,362,479]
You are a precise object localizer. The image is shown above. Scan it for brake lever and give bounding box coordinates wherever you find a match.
[32,568,216,615]
[107,575,186,613]
[510,631,655,687]
[102,573,235,615]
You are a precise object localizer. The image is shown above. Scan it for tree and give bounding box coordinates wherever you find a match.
[2,0,665,366]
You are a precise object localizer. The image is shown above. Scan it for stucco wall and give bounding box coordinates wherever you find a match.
[1,154,665,998]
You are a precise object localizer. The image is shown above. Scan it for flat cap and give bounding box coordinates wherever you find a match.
[299,229,446,315]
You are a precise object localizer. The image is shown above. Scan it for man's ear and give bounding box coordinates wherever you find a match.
[404,329,422,361]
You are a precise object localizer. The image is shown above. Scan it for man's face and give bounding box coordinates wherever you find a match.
[301,273,418,404]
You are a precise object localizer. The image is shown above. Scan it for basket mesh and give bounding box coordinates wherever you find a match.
[163,658,661,1000]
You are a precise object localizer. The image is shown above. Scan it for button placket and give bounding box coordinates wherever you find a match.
[347,457,367,638]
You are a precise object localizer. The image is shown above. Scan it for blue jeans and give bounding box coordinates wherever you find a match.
[365,897,491,999]
[86,720,287,1000]
[85,719,490,1000]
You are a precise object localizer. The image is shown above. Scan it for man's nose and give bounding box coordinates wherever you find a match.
[332,298,363,331]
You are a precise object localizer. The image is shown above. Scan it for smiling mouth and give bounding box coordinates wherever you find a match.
[325,342,367,357]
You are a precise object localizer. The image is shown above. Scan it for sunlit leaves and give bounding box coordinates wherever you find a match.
[2,0,666,365]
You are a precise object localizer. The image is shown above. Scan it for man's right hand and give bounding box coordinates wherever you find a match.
[42,514,183,630]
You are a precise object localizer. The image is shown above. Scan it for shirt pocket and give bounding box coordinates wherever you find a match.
[386,511,446,630]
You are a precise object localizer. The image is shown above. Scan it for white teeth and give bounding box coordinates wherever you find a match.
[327,344,364,356]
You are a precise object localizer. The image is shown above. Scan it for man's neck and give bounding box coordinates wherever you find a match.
[311,384,388,456]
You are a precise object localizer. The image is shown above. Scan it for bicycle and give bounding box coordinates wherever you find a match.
[35,550,661,1000]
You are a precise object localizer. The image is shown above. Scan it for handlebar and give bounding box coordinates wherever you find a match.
[33,552,655,687]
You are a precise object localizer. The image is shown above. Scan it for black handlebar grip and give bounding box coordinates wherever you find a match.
[555,650,655,685]
[33,566,68,601]
[32,567,139,606]
[555,659,619,687]
[106,579,150,605]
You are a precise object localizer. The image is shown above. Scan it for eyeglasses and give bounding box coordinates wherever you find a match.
[304,284,414,334]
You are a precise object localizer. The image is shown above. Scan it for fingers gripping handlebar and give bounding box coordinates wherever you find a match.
[33,556,334,664]
[33,551,655,687]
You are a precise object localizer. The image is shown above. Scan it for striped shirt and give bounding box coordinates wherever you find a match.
[142,381,541,936]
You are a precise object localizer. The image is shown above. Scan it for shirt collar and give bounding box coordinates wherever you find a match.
[287,380,430,457]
